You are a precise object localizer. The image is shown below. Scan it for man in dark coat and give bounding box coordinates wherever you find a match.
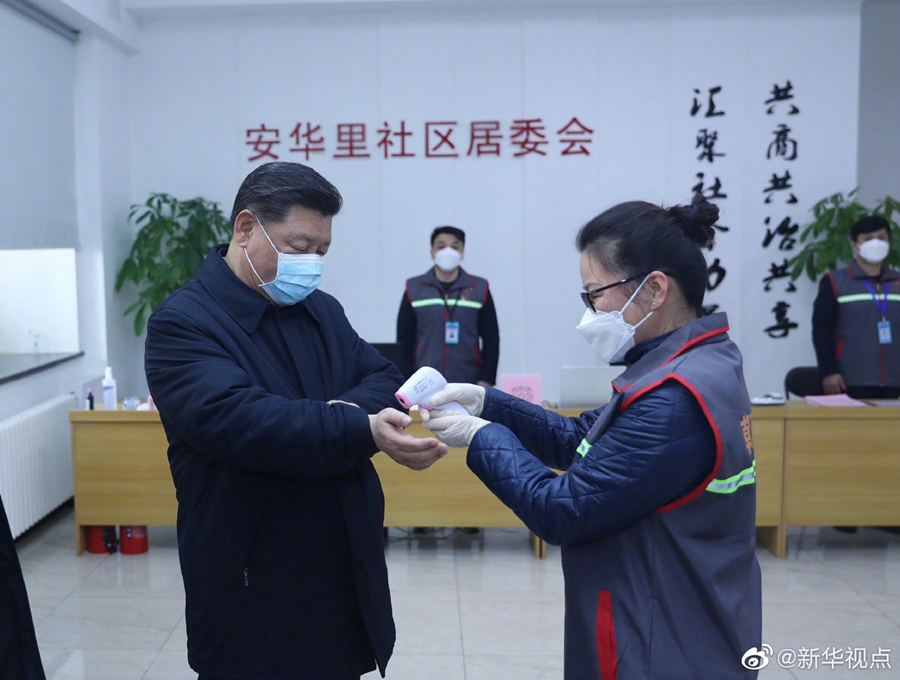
[0,494,46,680]
[144,162,447,680]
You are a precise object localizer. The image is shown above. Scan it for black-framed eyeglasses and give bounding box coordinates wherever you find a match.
[580,272,677,312]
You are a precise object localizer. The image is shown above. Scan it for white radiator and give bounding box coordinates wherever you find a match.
[0,394,77,538]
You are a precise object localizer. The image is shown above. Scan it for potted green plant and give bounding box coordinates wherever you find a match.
[116,193,232,335]
[789,190,900,282]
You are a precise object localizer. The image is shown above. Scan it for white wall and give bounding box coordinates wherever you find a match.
[857,0,900,206]
[128,2,860,401]
[74,34,144,398]
[0,250,79,353]
[0,15,132,421]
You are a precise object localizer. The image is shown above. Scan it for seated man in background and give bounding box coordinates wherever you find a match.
[813,215,900,399]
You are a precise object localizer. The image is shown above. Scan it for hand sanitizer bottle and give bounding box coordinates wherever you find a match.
[102,367,118,411]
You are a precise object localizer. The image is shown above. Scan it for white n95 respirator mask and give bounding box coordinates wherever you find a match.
[434,247,462,272]
[577,275,653,365]
[858,239,890,265]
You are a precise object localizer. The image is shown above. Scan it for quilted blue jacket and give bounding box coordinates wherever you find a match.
[469,366,716,547]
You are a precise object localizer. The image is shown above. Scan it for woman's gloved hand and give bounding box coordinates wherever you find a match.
[421,409,490,447]
[428,383,486,416]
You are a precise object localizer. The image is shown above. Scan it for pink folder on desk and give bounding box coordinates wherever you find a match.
[804,394,867,407]
[500,375,542,405]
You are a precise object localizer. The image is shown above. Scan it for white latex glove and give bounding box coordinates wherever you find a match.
[421,409,490,447]
[428,383,486,417]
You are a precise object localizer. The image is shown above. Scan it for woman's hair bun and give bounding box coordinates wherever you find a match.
[668,194,718,248]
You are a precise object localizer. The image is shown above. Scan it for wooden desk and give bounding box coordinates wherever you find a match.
[746,406,787,558]
[69,410,176,555]
[70,402,898,559]
[372,419,545,558]
[782,401,900,527]
[69,410,544,557]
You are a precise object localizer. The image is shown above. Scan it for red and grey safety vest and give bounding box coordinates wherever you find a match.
[567,313,761,679]
[404,268,489,384]
[825,261,900,387]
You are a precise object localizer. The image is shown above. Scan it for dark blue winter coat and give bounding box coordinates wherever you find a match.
[467,314,761,679]
[145,245,402,679]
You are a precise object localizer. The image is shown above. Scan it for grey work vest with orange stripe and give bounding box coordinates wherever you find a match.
[405,268,488,384]
[826,262,900,387]
[568,313,761,680]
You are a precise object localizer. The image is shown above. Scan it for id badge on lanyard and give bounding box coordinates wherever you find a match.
[878,320,892,345]
[864,280,892,345]
[445,321,460,344]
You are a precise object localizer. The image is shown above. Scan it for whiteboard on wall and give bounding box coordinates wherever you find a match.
[130,3,860,401]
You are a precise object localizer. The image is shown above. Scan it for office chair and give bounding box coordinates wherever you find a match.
[784,366,824,398]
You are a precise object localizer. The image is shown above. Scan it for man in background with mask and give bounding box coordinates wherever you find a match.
[396,226,499,387]
[813,215,900,399]
[144,162,447,680]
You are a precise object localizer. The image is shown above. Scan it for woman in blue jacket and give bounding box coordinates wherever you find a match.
[424,195,762,680]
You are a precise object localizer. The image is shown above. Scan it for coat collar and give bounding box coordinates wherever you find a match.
[613,312,731,392]
[847,259,900,282]
[197,244,322,334]
[419,266,476,292]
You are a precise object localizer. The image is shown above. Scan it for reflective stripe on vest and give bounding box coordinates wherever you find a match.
[410,297,484,309]
[837,293,900,304]
[576,438,591,457]
[706,459,756,494]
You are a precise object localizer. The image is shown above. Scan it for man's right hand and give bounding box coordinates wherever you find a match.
[369,408,448,471]
[822,373,846,394]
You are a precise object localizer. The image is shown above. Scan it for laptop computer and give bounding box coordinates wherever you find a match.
[559,366,625,408]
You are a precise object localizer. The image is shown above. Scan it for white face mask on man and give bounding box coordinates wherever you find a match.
[857,238,890,265]
[576,274,654,365]
[434,247,462,272]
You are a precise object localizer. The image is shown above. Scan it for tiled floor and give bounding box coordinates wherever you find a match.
[14,508,900,679]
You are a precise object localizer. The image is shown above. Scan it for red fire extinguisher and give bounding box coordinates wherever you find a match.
[87,526,118,554]
[119,525,148,554]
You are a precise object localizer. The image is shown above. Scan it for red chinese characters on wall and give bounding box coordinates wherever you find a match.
[244,117,594,161]
[334,123,370,158]
[467,121,502,157]
[246,124,280,161]
[377,121,415,158]
[289,123,325,161]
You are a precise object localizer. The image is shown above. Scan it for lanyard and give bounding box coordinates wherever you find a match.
[445,286,463,322]
[862,279,890,320]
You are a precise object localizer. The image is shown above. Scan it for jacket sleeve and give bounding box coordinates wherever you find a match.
[480,387,603,471]
[329,318,405,413]
[395,291,417,379]
[476,288,500,385]
[812,274,840,377]
[467,381,716,546]
[145,305,379,478]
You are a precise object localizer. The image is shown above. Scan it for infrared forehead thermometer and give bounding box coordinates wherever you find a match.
[395,366,468,416]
